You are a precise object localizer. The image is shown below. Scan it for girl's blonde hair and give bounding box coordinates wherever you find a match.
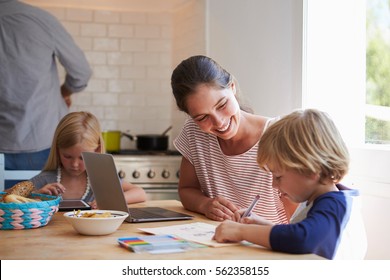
[257,109,349,183]
[43,111,105,171]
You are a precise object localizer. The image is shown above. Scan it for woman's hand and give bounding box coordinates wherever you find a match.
[36,183,66,196]
[203,196,239,221]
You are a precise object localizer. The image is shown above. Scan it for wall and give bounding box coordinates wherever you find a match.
[24,0,206,150]
[24,0,191,150]
[206,0,303,117]
[171,0,206,144]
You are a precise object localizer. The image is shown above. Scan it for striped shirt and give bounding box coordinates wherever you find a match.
[174,118,288,224]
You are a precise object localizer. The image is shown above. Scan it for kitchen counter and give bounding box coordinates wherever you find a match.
[0,200,323,260]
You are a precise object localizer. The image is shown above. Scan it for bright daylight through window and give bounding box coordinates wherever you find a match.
[366,0,390,145]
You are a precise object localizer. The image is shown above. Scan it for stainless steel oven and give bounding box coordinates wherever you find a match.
[112,150,181,200]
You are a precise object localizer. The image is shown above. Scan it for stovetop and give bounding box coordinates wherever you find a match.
[110,149,181,156]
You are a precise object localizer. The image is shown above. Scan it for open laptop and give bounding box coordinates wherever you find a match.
[82,152,193,223]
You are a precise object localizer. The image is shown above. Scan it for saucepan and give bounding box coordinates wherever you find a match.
[102,126,172,152]
[126,126,173,151]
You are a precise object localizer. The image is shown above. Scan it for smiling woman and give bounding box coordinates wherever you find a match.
[170,55,297,224]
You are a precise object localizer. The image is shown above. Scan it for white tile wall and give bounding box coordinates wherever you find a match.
[28,0,205,150]
[171,0,207,142]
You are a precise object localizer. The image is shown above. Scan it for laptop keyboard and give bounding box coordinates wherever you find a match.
[128,208,164,219]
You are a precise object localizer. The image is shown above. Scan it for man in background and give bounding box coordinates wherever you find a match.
[0,0,92,188]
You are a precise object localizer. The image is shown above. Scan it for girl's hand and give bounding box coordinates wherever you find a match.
[89,200,98,209]
[203,196,239,221]
[36,183,66,196]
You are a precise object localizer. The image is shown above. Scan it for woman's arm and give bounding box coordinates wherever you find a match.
[179,157,238,221]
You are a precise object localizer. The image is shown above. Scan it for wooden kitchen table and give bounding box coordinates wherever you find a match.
[0,200,323,260]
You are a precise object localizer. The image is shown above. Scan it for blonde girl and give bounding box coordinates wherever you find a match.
[31,111,146,207]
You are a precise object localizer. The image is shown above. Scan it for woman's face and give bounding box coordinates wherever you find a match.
[59,142,98,177]
[186,83,240,140]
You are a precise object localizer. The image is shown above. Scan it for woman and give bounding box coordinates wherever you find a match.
[31,111,146,208]
[171,55,296,222]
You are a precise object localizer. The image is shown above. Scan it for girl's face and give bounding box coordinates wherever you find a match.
[270,167,319,203]
[59,142,98,177]
[186,83,240,140]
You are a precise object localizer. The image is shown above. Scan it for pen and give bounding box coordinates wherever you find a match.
[241,194,260,218]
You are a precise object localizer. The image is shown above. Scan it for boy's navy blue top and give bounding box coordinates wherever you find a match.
[270,188,353,259]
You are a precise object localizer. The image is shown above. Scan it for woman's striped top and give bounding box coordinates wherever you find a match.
[174,118,288,224]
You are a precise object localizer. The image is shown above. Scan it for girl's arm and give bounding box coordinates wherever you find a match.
[35,182,65,196]
[122,181,146,204]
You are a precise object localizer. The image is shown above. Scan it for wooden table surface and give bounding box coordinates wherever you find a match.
[0,200,323,260]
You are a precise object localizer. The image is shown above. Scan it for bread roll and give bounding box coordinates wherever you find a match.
[2,194,38,203]
[8,181,35,197]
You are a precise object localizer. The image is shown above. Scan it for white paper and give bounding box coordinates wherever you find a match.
[139,222,238,247]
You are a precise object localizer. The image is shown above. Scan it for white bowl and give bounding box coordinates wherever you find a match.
[64,210,129,236]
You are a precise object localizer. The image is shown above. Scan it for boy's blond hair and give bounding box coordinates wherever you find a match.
[257,109,349,183]
[43,111,105,171]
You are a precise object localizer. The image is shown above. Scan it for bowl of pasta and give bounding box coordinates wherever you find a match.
[63,210,129,235]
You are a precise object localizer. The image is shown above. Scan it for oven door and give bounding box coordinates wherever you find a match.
[141,184,180,201]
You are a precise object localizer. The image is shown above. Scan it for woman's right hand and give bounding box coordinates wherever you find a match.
[203,196,239,221]
[36,183,66,196]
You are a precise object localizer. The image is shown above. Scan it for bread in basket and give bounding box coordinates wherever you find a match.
[0,181,60,230]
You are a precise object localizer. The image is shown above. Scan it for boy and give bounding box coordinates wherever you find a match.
[214,109,367,259]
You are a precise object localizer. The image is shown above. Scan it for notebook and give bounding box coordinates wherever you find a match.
[82,152,193,223]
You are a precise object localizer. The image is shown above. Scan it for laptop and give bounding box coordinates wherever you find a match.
[82,152,193,223]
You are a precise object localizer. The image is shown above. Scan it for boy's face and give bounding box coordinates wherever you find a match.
[269,167,319,203]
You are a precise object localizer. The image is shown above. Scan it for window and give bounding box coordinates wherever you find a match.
[303,0,390,194]
[366,0,390,145]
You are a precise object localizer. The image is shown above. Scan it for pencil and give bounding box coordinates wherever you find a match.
[241,194,260,218]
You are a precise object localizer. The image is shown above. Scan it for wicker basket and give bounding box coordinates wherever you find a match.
[0,192,60,230]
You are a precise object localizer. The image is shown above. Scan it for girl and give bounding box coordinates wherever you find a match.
[31,111,146,208]
[171,55,296,222]
[213,109,367,259]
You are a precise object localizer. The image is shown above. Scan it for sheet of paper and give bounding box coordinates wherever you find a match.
[138,222,238,247]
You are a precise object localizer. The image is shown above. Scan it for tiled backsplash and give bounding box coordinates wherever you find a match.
[28,0,205,149]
